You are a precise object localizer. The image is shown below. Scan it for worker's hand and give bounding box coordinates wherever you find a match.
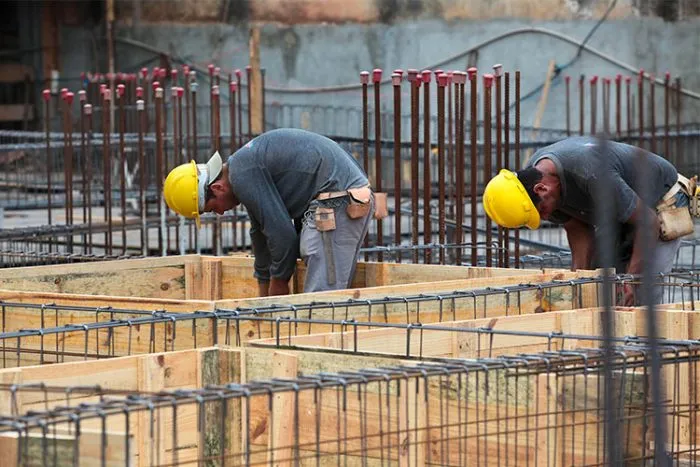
[268,278,290,296]
[257,280,270,297]
[622,283,636,307]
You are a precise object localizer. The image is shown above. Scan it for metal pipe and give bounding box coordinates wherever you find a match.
[437,73,447,264]
[493,64,503,268]
[626,76,632,139]
[79,90,87,239]
[212,85,222,256]
[373,69,383,261]
[392,71,403,262]
[191,80,199,252]
[590,75,598,135]
[230,79,237,155]
[43,90,52,244]
[565,75,571,136]
[408,69,419,263]
[468,68,477,266]
[171,85,181,254]
[65,91,75,253]
[235,69,242,147]
[603,77,610,135]
[184,66,191,161]
[118,84,127,254]
[422,70,432,264]
[447,72,454,221]
[483,74,493,267]
[246,66,252,141]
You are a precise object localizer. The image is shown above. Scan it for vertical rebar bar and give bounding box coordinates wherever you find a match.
[184,65,191,160]
[590,76,598,135]
[79,90,87,238]
[483,74,493,267]
[565,75,571,136]
[137,91,146,256]
[675,77,681,160]
[43,90,52,242]
[422,70,432,264]
[638,70,645,148]
[361,71,370,261]
[437,73,447,264]
[408,69,419,263]
[664,72,670,158]
[118,84,127,254]
[246,66,252,141]
[626,76,632,139]
[176,86,185,254]
[191,80,199,251]
[493,64,503,267]
[603,78,610,135]
[155,87,164,256]
[515,71,521,267]
[392,71,402,262]
[373,69,384,261]
[230,80,237,155]
[504,72,510,268]
[261,68,266,133]
[236,69,242,147]
[84,103,93,254]
[468,68,477,266]
[212,85,222,256]
[103,89,113,255]
[579,74,585,136]
[649,74,656,153]
[65,91,75,253]
[447,72,454,220]
[615,74,622,139]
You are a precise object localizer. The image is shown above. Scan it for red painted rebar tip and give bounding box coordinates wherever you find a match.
[483,74,494,87]
[117,84,125,97]
[136,87,143,98]
[60,88,68,98]
[42,89,50,101]
[80,72,86,80]
[245,65,252,72]
[665,71,671,81]
[65,92,74,105]
[434,69,444,79]
[393,69,404,77]
[467,67,477,80]
[159,68,167,79]
[229,81,237,92]
[565,75,571,83]
[208,64,215,76]
[152,81,160,91]
[391,73,401,86]
[360,71,369,84]
[235,69,242,78]
[171,69,178,80]
[590,75,598,84]
[603,77,611,84]
[615,74,622,83]
[212,85,220,95]
[177,87,184,98]
[437,73,449,87]
[625,76,632,83]
[407,69,418,81]
[214,67,221,77]
[372,69,382,82]
[99,84,107,95]
[141,67,148,78]
[78,90,86,101]
[421,70,431,83]
[103,89,111,100]
[117,72,125,81]
[493,64,503,76]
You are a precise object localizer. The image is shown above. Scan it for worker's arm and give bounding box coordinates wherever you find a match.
[624,197,659,276]
[563,218,595,270]
[231,166,298,297]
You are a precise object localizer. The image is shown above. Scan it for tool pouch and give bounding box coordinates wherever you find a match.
[657,206,694,241]
[373,192,389,220]
[692,188,700,218]
[346,187,372,219]
[314,207,336,232]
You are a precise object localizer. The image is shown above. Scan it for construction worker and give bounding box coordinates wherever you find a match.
[483,136,697,305]
[163,128,386,296]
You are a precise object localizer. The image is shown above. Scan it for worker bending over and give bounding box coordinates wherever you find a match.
[483,136,698,305]
[163,128,386,296]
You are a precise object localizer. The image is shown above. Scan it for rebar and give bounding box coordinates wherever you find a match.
[392,71,402,263]
[408,69,419,263]
[154,87,164,256]
[422,70,432,264]
[639,70,645,148]
[118,84,127,254]
[590,75,598,135]
[102,88,113,255]
[468,68,478,266]
[650,74,657,153]
[437,73,447,264]
[361,71,370,261]
[483,74,493,268]
[494,64,504,268]
[246,65,252,141]
[565,75,571,136]
[373,69,383,261]
[503,72,511,268]
[665,72,670,158]
[579,74,585,136]
[615,74,622,138]
[515,71,521,267]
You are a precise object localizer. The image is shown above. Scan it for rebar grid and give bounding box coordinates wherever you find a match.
[1,344,698,466]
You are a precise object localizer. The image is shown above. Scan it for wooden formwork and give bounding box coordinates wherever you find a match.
[0,344,661,467]
[0,269,604,368]
[0,255,558,300]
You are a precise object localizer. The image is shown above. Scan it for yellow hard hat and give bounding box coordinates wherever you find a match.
[483,169,541,230]
[163,152,223,228]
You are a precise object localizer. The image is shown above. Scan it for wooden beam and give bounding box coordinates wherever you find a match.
[523,59,557,166]
[268,351,298,466]
[249,25,263,134]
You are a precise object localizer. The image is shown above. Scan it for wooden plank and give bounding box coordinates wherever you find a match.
[0,429,132,467]
[0,256,199,299]
[185,261,203,300]
[202,258,223,300]
[0,63,34,82]
[0,105,34,123]
[268,351,298,466]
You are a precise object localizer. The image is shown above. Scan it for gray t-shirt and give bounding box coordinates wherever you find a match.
[527,136,677,225]
[228,128,368,281]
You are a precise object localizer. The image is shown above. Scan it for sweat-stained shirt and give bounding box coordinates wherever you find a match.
[526,136,678,226]
[227,128,368,282]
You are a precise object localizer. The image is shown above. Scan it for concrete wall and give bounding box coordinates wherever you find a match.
[106,15,700,133]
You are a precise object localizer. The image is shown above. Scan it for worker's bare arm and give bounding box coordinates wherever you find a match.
[257,280,270,297]
[563,218,595,270]
[268,278,290,296]
[625,198,659,276]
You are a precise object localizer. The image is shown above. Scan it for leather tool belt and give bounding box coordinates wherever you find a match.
[656,173,697,241]
[316,185,388,221]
